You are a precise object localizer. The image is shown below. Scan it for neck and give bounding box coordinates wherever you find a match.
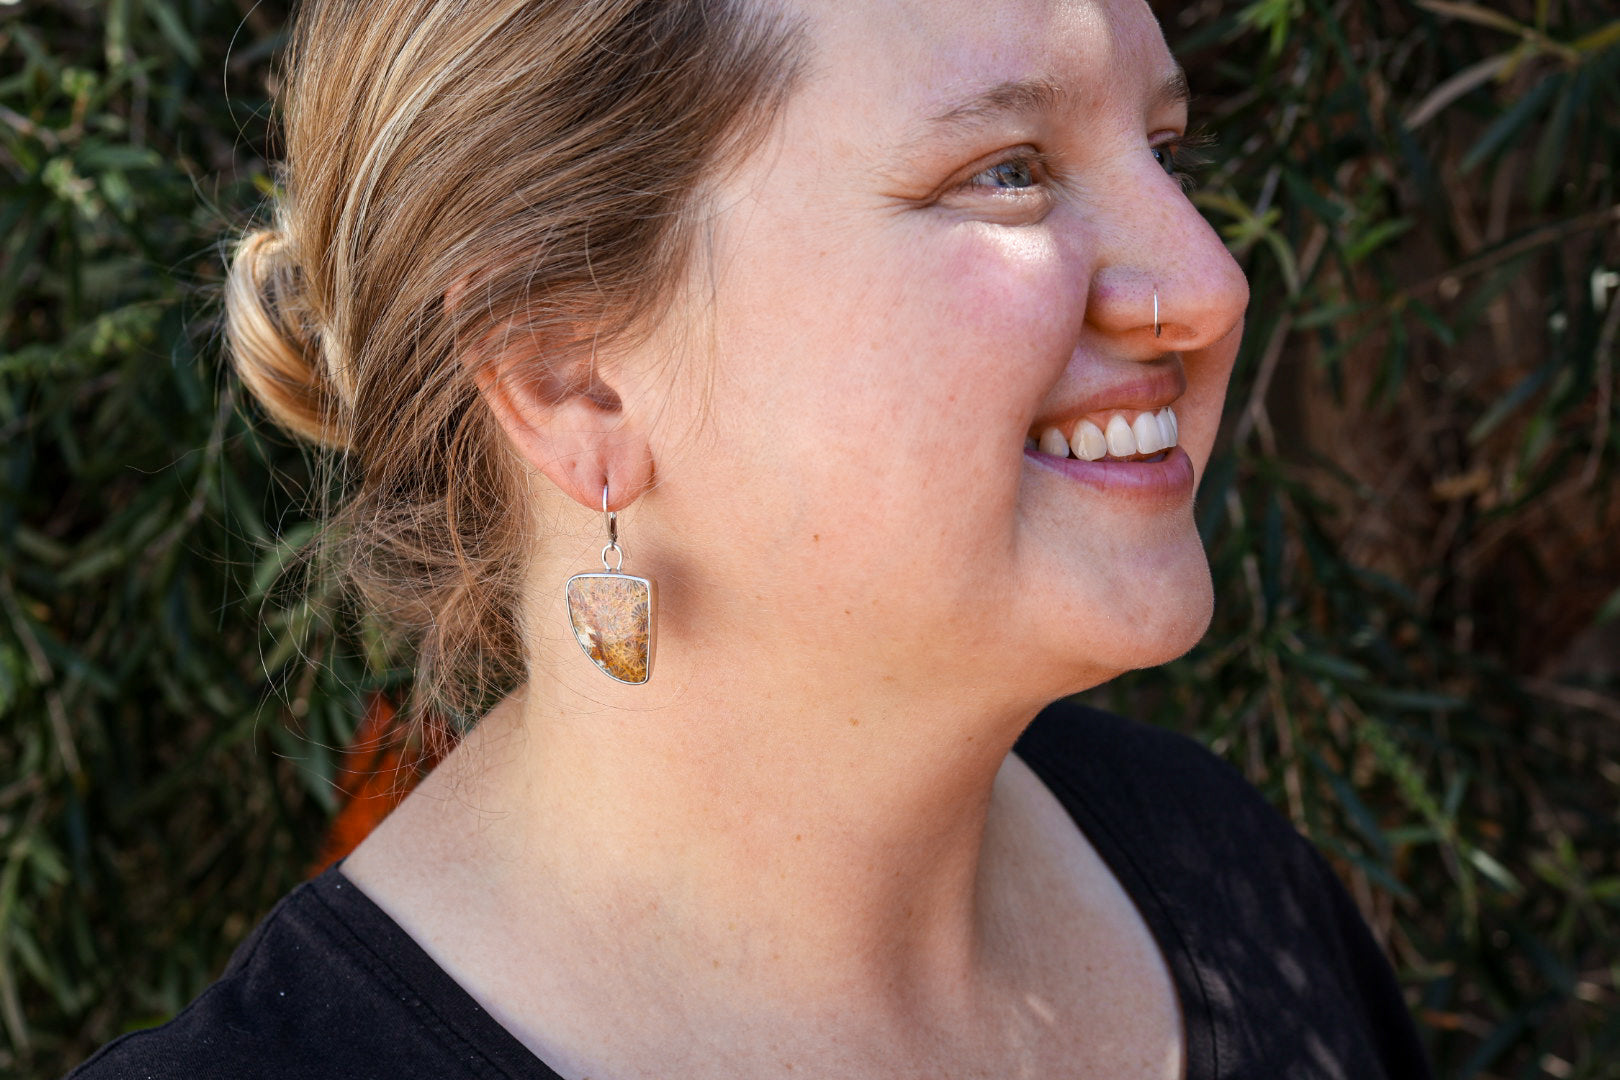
[425,662,1056,1015]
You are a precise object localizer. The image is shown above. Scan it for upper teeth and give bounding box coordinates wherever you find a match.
[1028,406,1179,461]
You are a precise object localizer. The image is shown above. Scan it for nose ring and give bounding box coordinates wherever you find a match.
[1153,287,1161,338]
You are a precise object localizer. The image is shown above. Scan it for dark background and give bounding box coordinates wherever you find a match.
[2,0,1618,1076]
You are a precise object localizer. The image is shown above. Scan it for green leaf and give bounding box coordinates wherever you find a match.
[1466,846,1524,893]
[1307,750,1393,862]
[139,0,201,68]
[74,142,162,173]
[1461,75,1559,173]
[1571,18,1620,55]
[1527,78,1576,208]
[1468,363,1552,444]
[1284,649,1371,683]
[1355,687,1468,712]
[1345,218,1414,265]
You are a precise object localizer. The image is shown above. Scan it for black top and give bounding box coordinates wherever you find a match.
[67,700,1434,1079]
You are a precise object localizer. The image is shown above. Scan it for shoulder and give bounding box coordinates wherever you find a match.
[64,870,447,1080]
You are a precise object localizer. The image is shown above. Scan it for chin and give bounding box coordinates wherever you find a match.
[1129,568,1215,670]
[1042,557,1216,693]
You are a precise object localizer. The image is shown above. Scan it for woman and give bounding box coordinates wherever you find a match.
[70,0,1433,1077]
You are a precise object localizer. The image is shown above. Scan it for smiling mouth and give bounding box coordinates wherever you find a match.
[1025,406,1179,462]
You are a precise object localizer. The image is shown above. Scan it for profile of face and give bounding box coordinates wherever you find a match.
[587,0,1249,709]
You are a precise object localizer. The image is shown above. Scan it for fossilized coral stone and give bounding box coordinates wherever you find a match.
[565,573,653,684]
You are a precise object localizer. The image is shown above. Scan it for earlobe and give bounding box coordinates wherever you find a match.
[468,335,654,514]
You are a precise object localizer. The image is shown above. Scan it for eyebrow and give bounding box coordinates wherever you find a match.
[924,76,1069,134]
[1154,64,1192,110]
[915,63,1192,142]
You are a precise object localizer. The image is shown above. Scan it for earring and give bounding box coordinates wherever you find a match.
[1153,287,1162,338]
[564,483,656,684]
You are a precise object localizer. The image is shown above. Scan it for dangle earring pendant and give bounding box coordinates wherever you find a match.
[565,484,656,684]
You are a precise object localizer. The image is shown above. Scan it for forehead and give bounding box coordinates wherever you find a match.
[783,0,1175,134]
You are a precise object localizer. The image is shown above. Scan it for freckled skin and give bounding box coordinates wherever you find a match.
[623,0,1249,702]
[347,1,1247,1078]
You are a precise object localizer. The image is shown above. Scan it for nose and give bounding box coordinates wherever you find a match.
[1082,161,1250,355]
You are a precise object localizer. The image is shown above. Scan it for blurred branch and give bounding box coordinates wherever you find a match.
[1416,1,1579,62]
[1519,677,1620,723]
[0,104,61,150]
[0,579,81,781]
[1399,204,1620,304]
[1404,52,1517,131]
[1580,285,1619,488]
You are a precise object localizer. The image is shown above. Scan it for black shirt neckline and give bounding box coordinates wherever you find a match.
[309,705,1216,1080]
[311,864,569,1079]
[1013,711,1220,1079]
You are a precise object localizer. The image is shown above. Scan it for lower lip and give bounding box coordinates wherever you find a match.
[1023,445,1196,504]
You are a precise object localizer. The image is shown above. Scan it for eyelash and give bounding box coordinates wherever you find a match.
[1156,131,1215,193]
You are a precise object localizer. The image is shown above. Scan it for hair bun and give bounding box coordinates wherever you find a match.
[225,227,351,450]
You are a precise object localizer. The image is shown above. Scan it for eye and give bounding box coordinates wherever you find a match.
[1150,132,1214,192]
[937,149,1054,221]
[964,154,1042,191]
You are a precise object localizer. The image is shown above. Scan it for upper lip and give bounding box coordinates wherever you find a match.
[1028,362,1188,432]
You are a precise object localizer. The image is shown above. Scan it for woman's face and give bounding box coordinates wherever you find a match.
[629,0,1248,702]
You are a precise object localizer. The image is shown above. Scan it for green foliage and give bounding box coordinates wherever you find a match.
[1,3,375,1075]
[1107,1,1620,1074]
[1,0,1617,1077]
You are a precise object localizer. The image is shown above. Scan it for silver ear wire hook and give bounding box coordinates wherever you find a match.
[601,482,623,571]
[1153,287,1162,338]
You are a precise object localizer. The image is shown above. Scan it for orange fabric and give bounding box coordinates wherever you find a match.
[308,694,446,875]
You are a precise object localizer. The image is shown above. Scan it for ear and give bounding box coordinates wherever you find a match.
[469,323,654,513]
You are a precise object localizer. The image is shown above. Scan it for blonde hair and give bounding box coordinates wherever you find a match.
[225,0,800,727]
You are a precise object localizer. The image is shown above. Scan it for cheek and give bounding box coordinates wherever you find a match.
[711,216,1080,449]
[926,223,1079,384]
[934,225,1074,330]
[836,224,1080,445]
[672,221,1083,589]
